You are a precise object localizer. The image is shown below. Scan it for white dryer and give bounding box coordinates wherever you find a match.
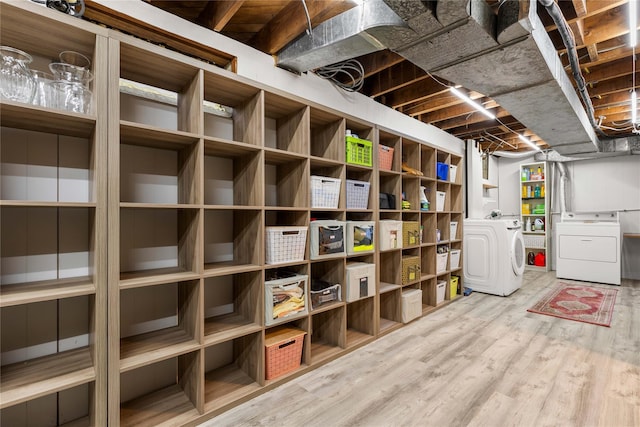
[463,218,526,296]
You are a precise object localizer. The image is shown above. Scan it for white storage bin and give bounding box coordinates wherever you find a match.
[436,252,449,273]
[346,179,370,209]
[450,249,461,269]
[265,226,307,265]
[309,220,346,260]
[436,281,446,304]
[436,191,446,212]
[311,175,341,209]
[379,220,403,250]
[265,273,309,326]
[450,221,458,240]
[345,262,376,302]
[401,288,422,323]
[449,164,458,183]
[346,221,375,254]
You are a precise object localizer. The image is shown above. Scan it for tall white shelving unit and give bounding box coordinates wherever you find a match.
[519,161,550,271]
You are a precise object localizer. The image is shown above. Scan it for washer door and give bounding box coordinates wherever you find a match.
[511,231,525,276]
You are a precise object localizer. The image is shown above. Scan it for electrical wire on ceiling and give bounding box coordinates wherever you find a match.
[300,0,312,35]
[300,0,366,92]
[315,59,366,92]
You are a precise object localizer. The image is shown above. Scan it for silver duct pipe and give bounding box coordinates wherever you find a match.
[277,1,408,72]
[555,161,569,214]
[492,150,538,159]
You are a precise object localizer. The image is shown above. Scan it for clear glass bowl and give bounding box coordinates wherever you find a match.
[49,62,93,85]
[0,46,36,103]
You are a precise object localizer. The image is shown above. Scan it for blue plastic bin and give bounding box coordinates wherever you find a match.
[436,162,449,181]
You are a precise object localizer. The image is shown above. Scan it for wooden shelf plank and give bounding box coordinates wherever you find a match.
[204,136,261,157]
[346,329,373,349]
[0,201,97,208]
[309,156,343,167]
[263,148,308,164]
[309,300,345,315]
[120,120,200,150]
[0,347,95,409]
[120,384,199,427]
[204,364,261,413]
[203,262,262,277]
[379,318,402,335]
[379,282,401,293]
[120,326,199,372]
[0,100,96,138]
[120,202,201,209]
[624,233,640,239]
[0,276,95,307]
[60,416,91,427]
[119,268,200,290]
[310,340,343,365]
[204,313,262,346]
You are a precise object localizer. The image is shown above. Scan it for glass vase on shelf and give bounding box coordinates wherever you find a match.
[0,46,36,104]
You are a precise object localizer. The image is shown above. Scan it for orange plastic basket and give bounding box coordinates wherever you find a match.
[265,327,306,380]
[378,144,394,171]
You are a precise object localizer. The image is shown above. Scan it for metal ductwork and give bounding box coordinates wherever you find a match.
[276,1,408,73]
[276,0,615,156]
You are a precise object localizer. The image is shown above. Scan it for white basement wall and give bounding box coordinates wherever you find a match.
[92,0,463,155]
[497,154,640,280]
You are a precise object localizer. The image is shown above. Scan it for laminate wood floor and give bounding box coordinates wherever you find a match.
[200,271,640,427]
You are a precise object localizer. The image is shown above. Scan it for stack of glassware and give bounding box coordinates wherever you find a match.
[0,46,93,114]
[49,51,93,114]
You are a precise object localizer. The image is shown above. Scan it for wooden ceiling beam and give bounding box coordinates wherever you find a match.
[446,116,521,137]
[250,0,353,54]
[362,61,427,97]
[580,3,629,47]
[597,111,632,123]
[592,91,636,109]
[575,40,631,71]
[84,0,236,68]
[432,108,511,132]
[584,57,634,84]
[588,71,640,97]
[380,78,450,109]
[196,0,245,32]
[543,1,626,32]
[404,91,499,117]
[595,103,632,118]
[355,50,405,78]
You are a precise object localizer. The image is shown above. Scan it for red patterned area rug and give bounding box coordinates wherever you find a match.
[527,283,618,327]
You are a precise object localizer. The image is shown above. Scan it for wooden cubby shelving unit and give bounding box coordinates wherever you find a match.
[0,2,464,426]
[0,2,108,426]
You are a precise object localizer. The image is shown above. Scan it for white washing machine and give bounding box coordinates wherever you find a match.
[463,218,526,296]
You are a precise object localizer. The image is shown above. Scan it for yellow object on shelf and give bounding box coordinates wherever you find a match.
[450,276,459,299]
[522,203,530,214]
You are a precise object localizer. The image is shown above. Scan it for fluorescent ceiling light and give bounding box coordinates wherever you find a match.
[518,134,542,152]
[632,90,638,124]
[450,87,495,119]
[631,0,637,47]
